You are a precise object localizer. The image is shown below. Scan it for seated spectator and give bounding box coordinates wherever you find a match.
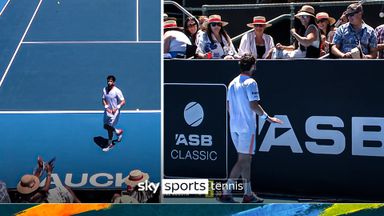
[316,12,336,55]
[331,3,378,59]
[196,14,239,59]
[183,17,199,58]
[164,19,191,59]
[196,15,208,40]
[238,16,274,59]
[272,5,321,59]
[112,169,158,203]
[15,157,80,203]
[0,181,11,203]
[375,24,384,59]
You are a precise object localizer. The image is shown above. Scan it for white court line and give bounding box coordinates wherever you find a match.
[136,0,139,42]
[0,0,11,16]
[0,110,160,114]
[22,40,160,44]
[0,0,42,88]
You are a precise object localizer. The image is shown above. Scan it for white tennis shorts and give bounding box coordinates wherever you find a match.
[230,132,256,155]
[104,109,120,127]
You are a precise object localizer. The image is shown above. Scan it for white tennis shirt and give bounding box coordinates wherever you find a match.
[227,74,260,133]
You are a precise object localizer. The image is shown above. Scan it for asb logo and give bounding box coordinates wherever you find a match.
[184,102,204,127]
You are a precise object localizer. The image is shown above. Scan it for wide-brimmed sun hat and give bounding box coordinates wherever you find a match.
[164,19,183,30]
[295,5,316,18]
[316,12,336,25]
[17,174,40,194]
[125,169,149,187]
[207,14,228,27]
[247,16,272,28]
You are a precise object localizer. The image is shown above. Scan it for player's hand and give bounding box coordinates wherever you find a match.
[37,156,44,168]
[106,108,112,114]
[112,108,118,114]
[267,116,283,124]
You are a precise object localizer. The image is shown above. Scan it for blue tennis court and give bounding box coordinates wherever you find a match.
[0,0,161,190]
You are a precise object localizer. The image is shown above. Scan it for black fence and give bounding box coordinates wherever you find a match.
[164,59,384,201]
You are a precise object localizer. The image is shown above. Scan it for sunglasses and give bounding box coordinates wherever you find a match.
[210,22,222,27]
[254,24,265,28]
[299,15,309,19]
[346,11,359,17]
[316,19,328,24]
[187,23,197,28]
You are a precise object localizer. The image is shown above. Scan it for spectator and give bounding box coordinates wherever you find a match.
[316,12,336,55]
[184,17,199,45]
[112,169,158,203]
[196,14,239,59]
[15,157,80,203]
[197,15,208,34]
[183,17,199,58]
[331,3,378,59]
[238,16,274,59]
[273,5,321,59]
[164,19,191,59]
[375,24,384,59]
[0,181,11,203]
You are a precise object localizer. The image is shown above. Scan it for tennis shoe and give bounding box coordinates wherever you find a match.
[217,194,237,203]
[102,143,114,152]
[242,193,264,203]
[117,129,123,142]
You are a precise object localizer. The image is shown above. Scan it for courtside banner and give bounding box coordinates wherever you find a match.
[165,59,384,201]
[164,84,227,179]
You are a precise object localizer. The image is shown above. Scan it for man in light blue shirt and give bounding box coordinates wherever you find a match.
[332,3,377,59]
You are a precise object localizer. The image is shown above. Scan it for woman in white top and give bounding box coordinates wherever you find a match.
[163,19,191,59]
[238,16,275,59]
[196,14,239,59]
[273,5,321,59]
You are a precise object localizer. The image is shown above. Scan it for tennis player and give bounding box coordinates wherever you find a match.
[102,75,125,152]
[220,54,283,203]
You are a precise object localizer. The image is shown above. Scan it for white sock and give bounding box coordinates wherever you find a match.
[244,182,252,196]
[223,179,235,195]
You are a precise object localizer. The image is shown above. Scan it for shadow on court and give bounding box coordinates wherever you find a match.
[93,136,110,149]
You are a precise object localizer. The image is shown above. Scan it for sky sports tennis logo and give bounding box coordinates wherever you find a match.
[161,179,243,195]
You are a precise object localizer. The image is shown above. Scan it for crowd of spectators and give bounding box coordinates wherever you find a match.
[1,157,158,203]
[164,3,384,59]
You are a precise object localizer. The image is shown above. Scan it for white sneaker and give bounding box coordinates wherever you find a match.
[117,129,124,142]
[102,143,114,152]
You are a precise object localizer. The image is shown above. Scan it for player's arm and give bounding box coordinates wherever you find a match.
[117,100,125,109]
[250,100,283,124]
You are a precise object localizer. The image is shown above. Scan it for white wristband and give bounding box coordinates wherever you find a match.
[117,104,121,109]
[260,113,269,120]
[104,105,109,109]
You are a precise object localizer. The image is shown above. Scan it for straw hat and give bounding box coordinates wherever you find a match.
[295,5,315,18]
[316,12,336,25]
[17,174,40,194]
[125,170,149,187]
[207,14,228,27]
[247,16,272,28]
[164,19,183,30]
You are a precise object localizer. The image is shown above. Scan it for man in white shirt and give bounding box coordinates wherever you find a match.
[102,75,125,152]
[220,54,282,203]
